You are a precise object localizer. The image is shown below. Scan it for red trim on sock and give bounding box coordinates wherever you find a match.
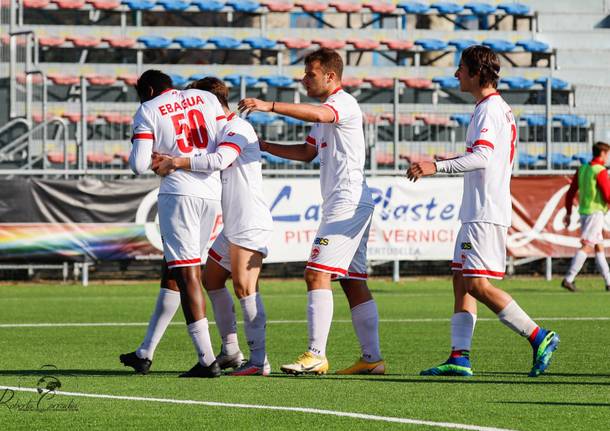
[528,326,540,342]
[450,350,469,358]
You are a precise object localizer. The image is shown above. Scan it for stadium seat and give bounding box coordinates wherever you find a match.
[375,152,394,166]
[242,36,277,49]
[341,77,363,87]
[450,113,471,126]
[23,0,50,8]
[87,0,121,10]
[517,39,550,53]
[572,152,592,164]
[168,73,188,87]
[430,2,463,14]
[137,36,172,49]
[174,36,206,49]
[52,0,86,9]
[381,39,414,51]
[226,0,260,13]
[102,36,137,48]
[122,0,155,9]
[534,77,569,90]
[414,38,448,51]
[63,113,97,123]
[520,114,547,126]
[330,1,361,13]
[348,38,380,50]
[281,115,305,126]
[188,73,217,80]
[87,153,114,164]
[482,38,516,52]
[363,1,396,14]
[261,152,290,166]
[518,152,538,168]
[501,76,534,89]
[86,74,117,85]
[296,1,327,12]
[363,113,377,124]
[380,113,415,125]
[435,152,461,160]
[432,76,459,89]
[118,74,138,86]
[191,0,224,11]
[208,36,241,49]
[417,115,451,126]
[400,77,433,89]
[248,113,275,125]
[16,73,44,85]
[259,75,294,87]
[262,1,295,12]
[464,2,495,15]
[497,2,529,15]
[224,74,258,87]
[448,38,477,51]
[281,38,312,49]
[364,77,394,89]
[403,153,435,163]
[47,152,77,164]
[67,36,101,48]
[543,153,572,168]
[39,36,66,47]
[157,0,191,10]
[100,112,132,124]
[553,114,587,127]
[397,1,429,14]
[312,39,346,50]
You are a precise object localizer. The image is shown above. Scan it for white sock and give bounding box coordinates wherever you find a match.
[307,289,333,357]
[187,318,215,366]
[239,293,267,365]
[207,288,239,355]
[350,300,382,362]
[497,300,538,338]
[450,311,477,351]
[595,252,610,285]
[136,288,180,361]
[566,250,588,283]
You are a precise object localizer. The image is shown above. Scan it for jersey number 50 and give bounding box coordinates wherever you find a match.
[171,110,208,153]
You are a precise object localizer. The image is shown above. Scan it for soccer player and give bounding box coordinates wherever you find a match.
[122,69,227,378]
[238,48,384,376]
[152,77,273,376]
[407,46,560,377]
[562,141,610,292]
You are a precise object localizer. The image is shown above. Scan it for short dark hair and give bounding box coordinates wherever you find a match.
[461,45,501,89]
[592,141,610,157]
[187,77,229,109]
[136,69,172,101]
[304,48,343,80]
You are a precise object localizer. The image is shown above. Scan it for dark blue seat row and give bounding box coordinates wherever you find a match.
[122,0,258,12]
[398,2,531,16]
[136,35,277,49]
[415,38,549,53]
[520,114,587,127]
[434,76,570,90]
[519,152,591,169]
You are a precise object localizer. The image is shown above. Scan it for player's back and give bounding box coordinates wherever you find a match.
[138,88,227,199]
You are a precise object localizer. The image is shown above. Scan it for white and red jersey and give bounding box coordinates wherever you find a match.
[305,88,374,215]
[437,93,516,227]
[130,88,227,200]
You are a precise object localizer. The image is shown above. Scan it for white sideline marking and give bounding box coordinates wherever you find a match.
[0,386,517,431]
[0,316,608,328]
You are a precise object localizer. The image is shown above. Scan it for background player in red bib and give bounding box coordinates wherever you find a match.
[408,46,560,377]
[239,48,384,376]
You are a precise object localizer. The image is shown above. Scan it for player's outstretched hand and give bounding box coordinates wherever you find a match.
[406,161,437,182]
[238,98,272,116]
[152,153,176,177]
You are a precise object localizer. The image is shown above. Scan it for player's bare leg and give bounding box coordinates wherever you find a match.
[281,269,332,375]
[563,241,593,291]
[336,279,384,375]
[593,243,610,290]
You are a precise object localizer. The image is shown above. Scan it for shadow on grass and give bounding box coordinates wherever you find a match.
[0,369,178,377]
[493,400,610,407]
[477,371,610,378]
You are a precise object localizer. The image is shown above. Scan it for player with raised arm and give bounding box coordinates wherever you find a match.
[239,48,384,376]
[407,46,560,377]
[121,69,227,378]
[562,141,610,292]
[152,77,273,376]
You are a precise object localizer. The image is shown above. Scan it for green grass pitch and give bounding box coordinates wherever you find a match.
[0,277,609,430]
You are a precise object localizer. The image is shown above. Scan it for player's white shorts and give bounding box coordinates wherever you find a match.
[580,212,605,246]
[207,229,272,272]
[158,194,221,269]
[305,205,373,280]
[451,222,508,280]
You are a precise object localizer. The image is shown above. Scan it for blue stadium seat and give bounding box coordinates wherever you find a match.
[519,153,539,168]
[542,153,572,168]
[448,38,477,50]
[226,0,259,13]
[397,1,429,14]
[450,113,471,126]
[553,114,588,127]
[191,0,224,11]
[482,38,516,52]
[188,73,217,80]
[517,39,549,53]
[208,36,241,49]
[247,112,275,125]
[224,74,258,87]
[414,38,448,51]
[520,114,546,126]
[168,73,187,87]
[157,0,190,10]
[259,75,294,87]
[281,116,305,126]
[497,2,529,15]
[137,36,172,48]
[432,76,459,89]
[261,152,289,166]
[174,36,206,49]
[430,2,463,14]
[242,36,276,50]
[573,152,592,164]
[500,76,534,89]
[534,77,569,90]
[464,2,496,15]
[122,0,155,9]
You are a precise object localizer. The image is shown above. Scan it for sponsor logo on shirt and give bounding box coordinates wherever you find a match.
[314,237,330,246]
[461,242,472,250]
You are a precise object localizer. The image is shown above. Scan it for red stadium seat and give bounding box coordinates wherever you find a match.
[114,151,130,163]
[435,152,460,160]
[102,36,136,48]
[312,39,346,49]
[363,113,377,124]
[380,113,415,125]
[363,1,396,14]
[281,38,312,49]
[295,1,327,12]
[260,0,294,12]
[23,0,50,8]
[87,0,120,9]
[347,38,380,50]
[400,77,433,89]
[32,113,54,123]
[341,77,363,87]
[66,35,101,48]
[62,113,98,123]
[16,73,44,85]
[403,153,435,163]
[376,153,394,165]
[118,74,138,86]
[39,36,66,47]
[364,77,394,89]
[48,73,80,85]
[416,115,451,126]
[51,0,86,8]
[86,74,117,85]
[47,152,77,164]
[100,112,132,124]
[330,1,362,13]
[87,153,114,164]
[381,39,414,51]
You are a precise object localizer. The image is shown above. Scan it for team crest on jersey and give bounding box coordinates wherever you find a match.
[310,247,321,261]
[314,237,330,246]
[461,242,472,250]
[228,132,236,136]
[480,128,488,133]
